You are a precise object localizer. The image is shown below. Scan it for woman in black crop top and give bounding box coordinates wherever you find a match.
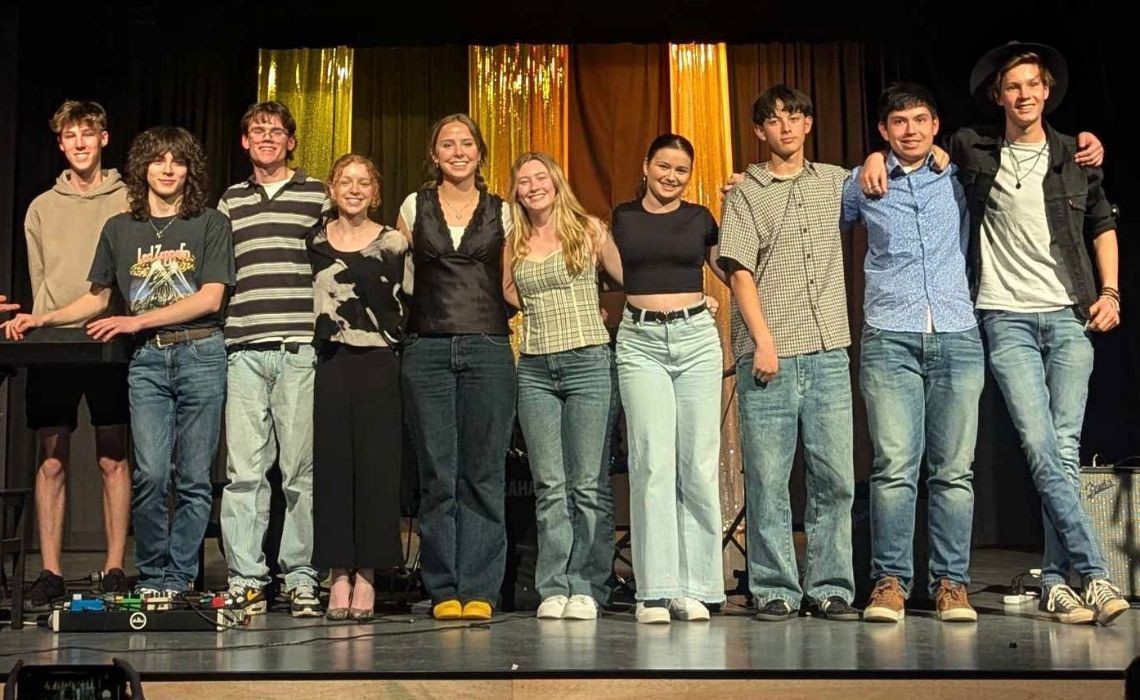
[395,114,516,623]
[611,134,728,624]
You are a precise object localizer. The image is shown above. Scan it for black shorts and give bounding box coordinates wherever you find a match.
[25,364,130,431]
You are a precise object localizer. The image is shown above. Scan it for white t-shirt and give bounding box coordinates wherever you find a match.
[975,140,1074,311]
[398,192,513,297]
[260,178,289,200]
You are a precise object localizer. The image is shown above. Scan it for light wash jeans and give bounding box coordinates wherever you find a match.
[517,344,614,602]
[736,348,855,607]
[860,325,984,596]
[220,344,318,591]
[616,308,725,603]
[981,308,1108,588]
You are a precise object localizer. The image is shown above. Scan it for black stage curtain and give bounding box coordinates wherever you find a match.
[871,38,1136,550]
[725,42,878,538]
[350,47,469,228]
[7,6,257,490]
[724,37,1137,550]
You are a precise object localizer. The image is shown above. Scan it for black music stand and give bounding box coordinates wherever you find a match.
[718,363,751,602]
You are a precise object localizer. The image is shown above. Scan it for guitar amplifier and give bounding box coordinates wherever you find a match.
[1079,465,1139,600]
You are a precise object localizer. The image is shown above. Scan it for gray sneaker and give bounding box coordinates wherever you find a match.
[1082,579,1129,626]
[1040,584,1095,625]
[290,584,322,618]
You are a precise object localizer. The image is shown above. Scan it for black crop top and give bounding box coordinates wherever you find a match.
[611,200,718,294]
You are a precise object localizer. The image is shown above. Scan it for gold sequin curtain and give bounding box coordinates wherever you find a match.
[469,44,569,355]
[258,47,354,182]
[668,43,745,537]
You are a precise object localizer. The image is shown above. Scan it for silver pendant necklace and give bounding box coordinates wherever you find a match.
[149,216,177,239]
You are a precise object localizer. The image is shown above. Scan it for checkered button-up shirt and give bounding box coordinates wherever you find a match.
[718,161,851,362]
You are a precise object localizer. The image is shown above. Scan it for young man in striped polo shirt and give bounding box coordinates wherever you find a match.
[217,101,327,617]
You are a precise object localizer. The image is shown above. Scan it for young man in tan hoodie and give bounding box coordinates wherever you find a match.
[22,100,131,608]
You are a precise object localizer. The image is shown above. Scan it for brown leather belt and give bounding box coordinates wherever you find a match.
[143,327,217,348]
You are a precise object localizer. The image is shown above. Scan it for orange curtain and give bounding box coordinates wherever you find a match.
[469,44,569,357]
[468,45,569,197]
[668,43,744,543]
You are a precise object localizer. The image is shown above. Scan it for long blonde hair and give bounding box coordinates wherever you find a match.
[508,152,595,277]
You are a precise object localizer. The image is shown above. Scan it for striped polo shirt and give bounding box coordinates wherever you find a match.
[216,169,329,347]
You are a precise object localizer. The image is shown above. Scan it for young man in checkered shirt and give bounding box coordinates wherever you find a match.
[718,85,859,623]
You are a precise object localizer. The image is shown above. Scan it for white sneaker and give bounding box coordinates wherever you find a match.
[635,602,671,624]
[562,594,599,620]
[668,597,711,621]
[537,595,568,619]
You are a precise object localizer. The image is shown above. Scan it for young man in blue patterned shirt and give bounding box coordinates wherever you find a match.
[841,83,982,624]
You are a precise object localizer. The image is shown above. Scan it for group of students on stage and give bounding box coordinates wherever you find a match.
[1,39,1130,628]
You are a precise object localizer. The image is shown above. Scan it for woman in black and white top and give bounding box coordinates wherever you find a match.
[308,154,407,622]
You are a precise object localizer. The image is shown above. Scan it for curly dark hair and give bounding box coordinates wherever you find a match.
[125,126,209,221]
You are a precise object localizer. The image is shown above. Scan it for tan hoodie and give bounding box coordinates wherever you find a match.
[24,169,129,324]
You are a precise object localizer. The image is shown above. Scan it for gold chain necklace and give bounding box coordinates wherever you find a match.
[439,191,477,222]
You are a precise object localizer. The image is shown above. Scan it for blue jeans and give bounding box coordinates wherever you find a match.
[980,308,1108,587]
[617,309,725,603]
[129,330,227,591]
[517,344,614,602]
[736,348,855,607]
[220,345,317,591]
[402,334,517,605]
[859,326,984,596]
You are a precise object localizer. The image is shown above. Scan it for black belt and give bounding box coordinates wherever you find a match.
[142,327,217,348]
[626,301,707,324]
[231,340,308,354]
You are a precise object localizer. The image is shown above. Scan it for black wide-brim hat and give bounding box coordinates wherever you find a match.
[969,41,1068,114]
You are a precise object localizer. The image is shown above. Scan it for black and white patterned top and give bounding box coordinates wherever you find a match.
[718,161,851,362]
[308,223,408,348]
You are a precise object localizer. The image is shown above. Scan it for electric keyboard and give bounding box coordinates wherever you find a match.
[0,327,131,367]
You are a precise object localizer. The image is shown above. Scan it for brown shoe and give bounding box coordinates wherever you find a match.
[935,579,977,622]
[864,576,906,622]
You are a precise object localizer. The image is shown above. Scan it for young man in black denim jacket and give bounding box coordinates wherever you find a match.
[953,41,1126,627]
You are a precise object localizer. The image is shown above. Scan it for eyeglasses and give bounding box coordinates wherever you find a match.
[248,127,289,140]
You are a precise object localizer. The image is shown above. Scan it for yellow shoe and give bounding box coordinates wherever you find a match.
[461,600,492,620]
[432,599,462,620]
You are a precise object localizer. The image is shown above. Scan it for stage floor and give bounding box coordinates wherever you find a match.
[0,551,1135,683]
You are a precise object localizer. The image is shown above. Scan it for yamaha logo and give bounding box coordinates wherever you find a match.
[129,612,148,630]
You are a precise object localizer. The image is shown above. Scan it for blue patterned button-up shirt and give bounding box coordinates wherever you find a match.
[841,152,975,333]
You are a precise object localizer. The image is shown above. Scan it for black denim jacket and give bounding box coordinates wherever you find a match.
[948,122,1117,319]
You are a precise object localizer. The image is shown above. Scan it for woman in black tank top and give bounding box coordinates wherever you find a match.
[396,114,516,622]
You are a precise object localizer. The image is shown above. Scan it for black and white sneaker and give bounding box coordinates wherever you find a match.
[289,584,322,618]
[817,596,861,621]
[754,599,795,622]
[26,570,66,611]
[1039,584,1095,625]
[1083,579,1129,626]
